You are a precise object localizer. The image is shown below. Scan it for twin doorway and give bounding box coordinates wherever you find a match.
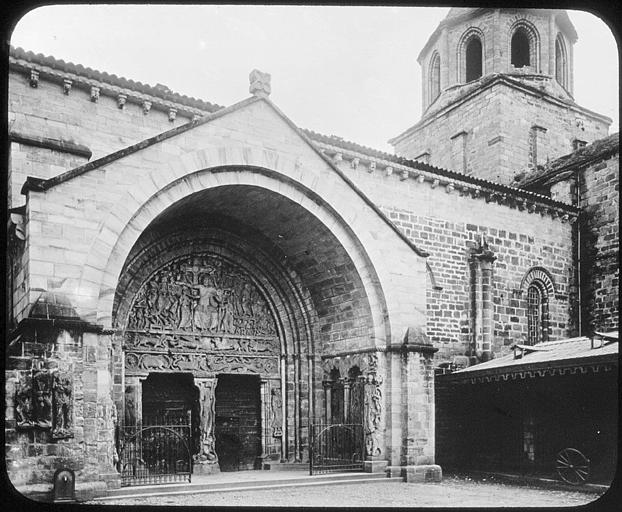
[141,373,262,472]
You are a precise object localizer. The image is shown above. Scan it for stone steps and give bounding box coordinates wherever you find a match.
[93,471,401,500]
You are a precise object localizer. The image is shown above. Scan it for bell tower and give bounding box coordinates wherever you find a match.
[389,8,611,185]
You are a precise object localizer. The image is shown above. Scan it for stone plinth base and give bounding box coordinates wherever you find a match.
[193,462,220,475]
[263,462,308,471]
[364,460,388,473]
[402,464,442,483]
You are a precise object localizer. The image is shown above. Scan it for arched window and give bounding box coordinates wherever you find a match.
[520,267,555,345]
[555,35,568,89]
[527,282,546,345]
[429,52,441,105]
[511,29,531,68]
[465,37,483,81]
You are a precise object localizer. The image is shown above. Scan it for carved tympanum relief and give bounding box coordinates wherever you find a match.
[127,254,276,336]
[124,253,280,377]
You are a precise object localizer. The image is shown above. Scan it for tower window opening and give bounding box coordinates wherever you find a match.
[511,29,531,68]
[429,53,441,104]
[555,35,568,89]
[465,37,483,82]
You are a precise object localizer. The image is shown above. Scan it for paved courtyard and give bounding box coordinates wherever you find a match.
[93,474,608,508]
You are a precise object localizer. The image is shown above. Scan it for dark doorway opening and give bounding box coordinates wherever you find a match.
[142,373,198,425]
[215,374,261,471]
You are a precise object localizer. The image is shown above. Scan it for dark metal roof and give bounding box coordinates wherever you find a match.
[519,132,620,188]
[444,334,618,382]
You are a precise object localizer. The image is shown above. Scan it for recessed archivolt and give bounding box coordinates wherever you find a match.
[113,227,316,357]
[519,266,556,297]
[79,166,389,350]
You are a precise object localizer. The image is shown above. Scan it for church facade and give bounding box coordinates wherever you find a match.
[5,8,618,499]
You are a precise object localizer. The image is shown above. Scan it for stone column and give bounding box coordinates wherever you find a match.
[390,326,442,482]
[193,377,219,474]
[323,381,332,424]
[472,237,497,362]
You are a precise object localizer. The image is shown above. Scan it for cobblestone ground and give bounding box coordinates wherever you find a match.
[95,475,607,508]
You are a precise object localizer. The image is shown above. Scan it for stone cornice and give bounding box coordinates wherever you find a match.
[9,131,92,159]
[391,74,611,146]
[312,140,579,222]
[10,53,220,120]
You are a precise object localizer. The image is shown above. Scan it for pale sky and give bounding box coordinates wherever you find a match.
[9,5,619,152]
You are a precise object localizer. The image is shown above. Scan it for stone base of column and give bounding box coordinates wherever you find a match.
[193,462,221,475]
[364,459,389,473]
[401,464,442,483]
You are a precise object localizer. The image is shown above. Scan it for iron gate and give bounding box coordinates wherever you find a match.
[117,416,193,486]
[309,423,364,475]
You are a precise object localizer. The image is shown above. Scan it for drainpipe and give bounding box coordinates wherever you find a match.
[575,169,582,336]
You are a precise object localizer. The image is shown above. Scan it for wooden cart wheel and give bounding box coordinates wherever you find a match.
[556,448,590,485]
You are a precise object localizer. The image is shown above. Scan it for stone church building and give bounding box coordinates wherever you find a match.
[5,8,618,499]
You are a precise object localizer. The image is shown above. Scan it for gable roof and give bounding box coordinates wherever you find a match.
[20,93,431,258]
[518,132,620,188]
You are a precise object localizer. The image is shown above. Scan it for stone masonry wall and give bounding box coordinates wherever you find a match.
[8,71,194,208]
[392,80,609,186]
[332,157,576,365]
[579,154,619,332]
[5,328,118,498]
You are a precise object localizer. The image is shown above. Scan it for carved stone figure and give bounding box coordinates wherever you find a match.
[124,389,136,426]
[364,374,382,457]
[15,375,34,428]
[52,372,73,439]
[33,371,53,428]
[194,379,218,463]
[270,387,283,437]
[193,276,221,331]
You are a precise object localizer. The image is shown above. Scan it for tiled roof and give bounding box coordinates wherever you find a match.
[9,46,224,113]
[519,132,620,188]
[449,334,618,380]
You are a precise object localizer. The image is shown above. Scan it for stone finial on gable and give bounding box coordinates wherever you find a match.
[249,69,271,98]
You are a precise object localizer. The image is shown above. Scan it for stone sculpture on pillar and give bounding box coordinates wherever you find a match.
[270,387,283,437]
[363,374,383,458]
[15,375,34,429]
[194,378,219,472]
[33,371,53,428]
[52,372,73,439]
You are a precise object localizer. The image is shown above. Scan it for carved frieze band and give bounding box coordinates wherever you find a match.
[125,351,279,377]
[321,352,379,379]
[123,331,278,355]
